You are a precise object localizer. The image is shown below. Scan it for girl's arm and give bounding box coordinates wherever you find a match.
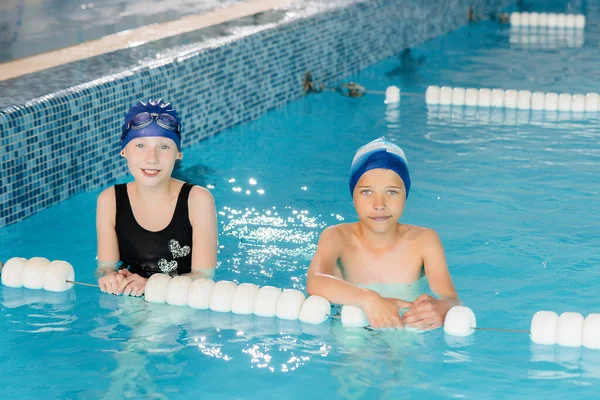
[96,187,125,293]
[187,186,218,279]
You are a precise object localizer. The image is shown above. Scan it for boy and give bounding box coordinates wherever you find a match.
[306,137,459,329]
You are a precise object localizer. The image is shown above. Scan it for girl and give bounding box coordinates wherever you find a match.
[96,99,217,296]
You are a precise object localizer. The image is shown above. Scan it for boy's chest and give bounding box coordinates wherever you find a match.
[339,245,423,284]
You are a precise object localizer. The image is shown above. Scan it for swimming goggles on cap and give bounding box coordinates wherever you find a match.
[121,112,181,140]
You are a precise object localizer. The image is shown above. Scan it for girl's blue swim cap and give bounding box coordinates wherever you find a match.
[121,99,182,150]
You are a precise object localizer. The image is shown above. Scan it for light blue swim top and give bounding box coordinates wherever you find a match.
[349,137,411,199]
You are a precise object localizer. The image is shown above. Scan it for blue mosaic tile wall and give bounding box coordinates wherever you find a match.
[0,0,511,227]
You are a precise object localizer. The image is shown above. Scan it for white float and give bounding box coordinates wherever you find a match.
[556,312,584,347]
[425,85,440,105]
[530,310,559,345]
[529,12,539,27]
[510,12,521,26]
[556,14,567,28]
[571,94,586,112]
[465,88,479,106]
[544,92,559,111]
[517,90,532,110]
[439,86,453,105]
[384,86,401,104]
[299,295,331,325]
[558,93,572,112]
[341,305,369,328]
[585,93,599,112]
[187,279,215,309]
[478,88,492,107]
[209,280,237,313]
[583,314,600,350]
[166,276,193,306]
[443,306,476,337]
[531,92,545,110]
[253,286,282,317]
[547,13,558,28]
[504,90,518,109]
[1,257,28,288]
[22,257,50,290]
[491,89,505,108]
[275,289,306,320]
[144,273,172,303]
[42,260,75,292]
[538,13,549,27]
[231,283,260,314]
[452,87,466,106]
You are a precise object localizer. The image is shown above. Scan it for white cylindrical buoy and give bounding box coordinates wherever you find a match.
[22,257,50,290]
[504,90,518,109]
[556,312,584,347]
[544,92,559,111]
[1,257,28,288]
[452,87,466,106]
[275,289,307,320]
[144,273,172,303]
[384,86,401,104]
[585,93,599,112]
[209,280,238,313]
[253,286,282,317]
[491,89,505,108]
[538,13,549,27]
[556,14,567,28]
[341,305,369,328]
[583,314,600,350]
[231,283,260,314]
[510,12,521,26]
[439,86,453,105]
[530,310,559,345]
[575,15,586,29]
[558,93,572,112]
[478,88,492,107]
[187,279,215,309]
[517,90,532,110]
[443,306,476,337]
[520,12,530,26]
[565,14,576,28]
[299,295,331,325]
[547,13,558,28]
[464,88,479,106]
[571,94,586,112]
[166,276,193,306]
[531,92,545,110]
[425,86,441,105]
[529,12,540,27]
[42,261,75,292]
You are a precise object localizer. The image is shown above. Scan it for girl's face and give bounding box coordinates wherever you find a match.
[121,136,181,186]
[352,168,406,234]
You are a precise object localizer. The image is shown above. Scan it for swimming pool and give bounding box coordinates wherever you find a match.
[0,0,247,62]
[2,2,600,399]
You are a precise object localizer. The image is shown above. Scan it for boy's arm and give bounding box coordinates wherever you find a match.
[421,229,459,302]
[402,229,459,330]
[187,186,218,280]
[307,226,410,328]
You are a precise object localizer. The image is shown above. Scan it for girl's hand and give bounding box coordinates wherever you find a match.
[116,269,147,297]
[98,271,126,294]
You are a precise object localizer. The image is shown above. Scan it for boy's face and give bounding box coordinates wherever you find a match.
[353,168,406,233]
[121,136,182,186]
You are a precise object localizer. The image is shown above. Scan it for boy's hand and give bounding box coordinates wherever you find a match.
[362,292,413,328]
[402,294,454,330]
[98,271,127,294]
[116,270,147,297]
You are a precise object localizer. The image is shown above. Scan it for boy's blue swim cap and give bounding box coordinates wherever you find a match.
[120,99,181,150]
[349,137,411,199]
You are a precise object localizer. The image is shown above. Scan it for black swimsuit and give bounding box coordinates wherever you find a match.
[114,183,193,278]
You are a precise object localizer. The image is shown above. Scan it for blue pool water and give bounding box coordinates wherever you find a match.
[2,10,600,399]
